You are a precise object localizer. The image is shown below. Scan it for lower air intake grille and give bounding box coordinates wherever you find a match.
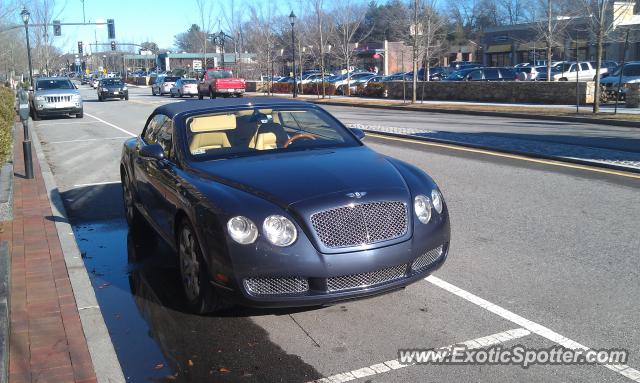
[244,277,309,296]
[411,245,444,273]
[327,264,407,292]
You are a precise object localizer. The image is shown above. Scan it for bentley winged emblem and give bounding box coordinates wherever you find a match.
[346,192,367,199]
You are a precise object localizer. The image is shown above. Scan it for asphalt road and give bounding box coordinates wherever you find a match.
[32,85,640,382]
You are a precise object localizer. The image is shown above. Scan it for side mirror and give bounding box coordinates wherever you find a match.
[350,128,365,140]
[139,143,165,161]
[28,86,33,92]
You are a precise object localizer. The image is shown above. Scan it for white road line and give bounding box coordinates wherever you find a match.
[48,136,130,144]
[73,180,121,187]
[426,275,640,382]
[84,112,136,137]
[308,328,531,383]
[36,121,94,126]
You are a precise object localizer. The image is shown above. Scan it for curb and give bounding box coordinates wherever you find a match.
[365,129,640,175]
[0,162,13,222]
[29,123,126,383]
[0,241,8,383]
[310,100,640,128]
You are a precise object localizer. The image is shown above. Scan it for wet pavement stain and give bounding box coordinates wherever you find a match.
[73,219,322,382]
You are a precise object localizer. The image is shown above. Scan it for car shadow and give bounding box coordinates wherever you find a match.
[54,184,323,382]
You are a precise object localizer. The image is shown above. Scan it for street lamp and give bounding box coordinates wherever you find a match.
[218,31,225,67]
[289,11,297,97]
[21,7,34,88]
[19,6,34,179]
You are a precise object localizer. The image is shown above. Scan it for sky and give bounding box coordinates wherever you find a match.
[9,0,298,55]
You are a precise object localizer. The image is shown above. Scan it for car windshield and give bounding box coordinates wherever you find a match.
[611,64,640,77]
[36,79,73,90]
[182,79,197,84]
[207,70,233,79]
[163,76,180,82]
[553,63,573,72]
[186,107,359,160]
[102,79,123,86]
[445,69,473,80]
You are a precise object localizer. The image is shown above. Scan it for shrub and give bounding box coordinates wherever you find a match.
[0,87,15,165]
[302,82,336,96]
[270,82,293,94]
[363,82,386,97]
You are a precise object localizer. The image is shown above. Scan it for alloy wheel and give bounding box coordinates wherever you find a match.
[179,226,201,301]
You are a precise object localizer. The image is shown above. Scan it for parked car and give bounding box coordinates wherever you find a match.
[197,68,246,99]
[31,77,83,120]
[591,60,618,77]
[514,66,541,81]
[443,67,517,81]
[382,72,413,81]
[80,75,91,85]
[152,75,180,96]
[332,72,376,89]
[536,61,599,81]
[90,77,101,88]
[170,78,199,98]
[97,78,128,101]
[449,61,482,69]
[120,98,450,313]
[600,62,640,101]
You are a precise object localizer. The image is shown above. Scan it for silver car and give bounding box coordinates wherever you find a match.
[31,77,83,120]
[152,75,180,96]
[600,62,640,100]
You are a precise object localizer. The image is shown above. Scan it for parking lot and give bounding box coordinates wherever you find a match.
[30,85,640,382]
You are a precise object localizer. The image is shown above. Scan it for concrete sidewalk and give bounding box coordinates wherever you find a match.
[0,125,97,383]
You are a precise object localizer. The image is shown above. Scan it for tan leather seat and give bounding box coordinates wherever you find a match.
[188,114,236,154]
[252,132,278,150]
[189,132,231,153]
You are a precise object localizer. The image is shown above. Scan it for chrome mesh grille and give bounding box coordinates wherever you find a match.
[411,245,443,273]
[45,95,71,103]
[327,264,407,292]
[311,201,408,248]
[244,277,309,296]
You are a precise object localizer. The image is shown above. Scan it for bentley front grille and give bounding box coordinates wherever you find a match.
[327,264,407,292]
[244,277,309,296]
[45,95,72,103]
[310,201,408,249]
[411,245,444,273]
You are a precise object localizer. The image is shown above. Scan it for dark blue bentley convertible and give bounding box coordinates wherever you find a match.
[120,98,450,313]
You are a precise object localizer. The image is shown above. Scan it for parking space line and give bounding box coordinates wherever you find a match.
[308,328,531,383]
[426,275,640,382]
[84,112,136,137]
[48,137,131,144]
[36,121,95,126]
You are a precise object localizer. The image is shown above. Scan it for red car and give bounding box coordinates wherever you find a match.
[197,68,245,99]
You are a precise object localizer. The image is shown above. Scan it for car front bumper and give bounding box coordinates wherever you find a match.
[208,210,451,308]
[34,101,82,116]
[100,90,128,99]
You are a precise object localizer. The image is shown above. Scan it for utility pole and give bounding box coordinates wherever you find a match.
[411,0,419,103]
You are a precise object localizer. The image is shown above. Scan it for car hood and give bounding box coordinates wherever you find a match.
[103,84,124,89]
[35,88,79,96]
[190,146,410,207]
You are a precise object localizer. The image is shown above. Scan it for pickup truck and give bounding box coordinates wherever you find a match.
[197,68,245,99]
[537,61,607,81]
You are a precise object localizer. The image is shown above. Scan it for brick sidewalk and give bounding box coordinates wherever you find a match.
[0,124,97,383]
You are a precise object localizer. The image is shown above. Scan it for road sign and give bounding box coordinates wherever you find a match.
[193,60,202,70]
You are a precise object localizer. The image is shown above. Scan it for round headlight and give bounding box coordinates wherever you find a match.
[263,215,297,247]
[227,216,258,244]
[414,195,432,224]
[431,189,443,214]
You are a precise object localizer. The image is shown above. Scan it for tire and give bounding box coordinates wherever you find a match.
[560,78,568,81]
[76,110,83,118]
[177,220,227,314]
[179,91,183,98]
[209,88,216,99]
[190,95,194,98]
[152,88,156,96]
[98,95,103,102]
[122,171,143,229]
[32,110,40,121]
[170,92,174,98]
[198,91,203,100]
[236,93,243,98]
[125,94,129,101]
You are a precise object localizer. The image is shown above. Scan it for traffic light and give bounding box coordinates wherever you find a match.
[107,19,115,39]
[77,41,83,56]
[111,41,116,51]
[53,20,61,36]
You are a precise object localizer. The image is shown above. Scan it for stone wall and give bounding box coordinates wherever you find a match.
[385,81,595,104]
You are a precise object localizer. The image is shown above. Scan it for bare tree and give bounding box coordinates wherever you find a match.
[195,0,215,69]
[327,0,370,96]
[530,0,572,81]
[579,0,633,112]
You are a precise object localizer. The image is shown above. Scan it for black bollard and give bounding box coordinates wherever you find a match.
[22,120,33,179]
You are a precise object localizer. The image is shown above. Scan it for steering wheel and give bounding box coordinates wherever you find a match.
[284,133,317,148]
